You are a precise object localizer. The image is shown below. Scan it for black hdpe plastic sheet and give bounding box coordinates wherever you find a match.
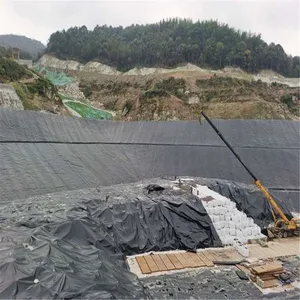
[0,109,299,203]
[0,185,221,299]
[1,109,299,148]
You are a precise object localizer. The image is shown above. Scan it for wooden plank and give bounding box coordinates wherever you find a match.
[181,252,197,268]
[175,252,190,268]
[159,254,175,270]
[152,254,168,271]
[252,263,283,275]
[211,251,223,261]
[273,242,289,254]
[144,255,159,272]
[250,274,257,282]
[167,253,184,269]
[197,251,214,267]
[203,251,215,265]
[208,250,219,262]
[258,275,277,281]
[257,278,278,288]
[136,256,151,274]
[187,252,205,267]
[216,249,239,261]
[188,252,206,267]
[264,244,282,258]
[279,242,299,255]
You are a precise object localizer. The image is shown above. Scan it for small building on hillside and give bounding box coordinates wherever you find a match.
[10,47,33,69]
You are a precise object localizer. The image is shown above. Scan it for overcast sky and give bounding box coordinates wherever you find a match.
[0,0,299,55]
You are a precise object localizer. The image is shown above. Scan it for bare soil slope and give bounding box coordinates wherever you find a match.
[76,71,299,121]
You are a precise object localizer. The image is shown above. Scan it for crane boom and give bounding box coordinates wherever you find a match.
[199,111,291,225]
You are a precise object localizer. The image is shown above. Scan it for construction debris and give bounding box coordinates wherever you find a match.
[250,261,284,289]
[236,270,249,280]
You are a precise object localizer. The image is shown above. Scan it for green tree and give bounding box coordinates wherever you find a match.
[45,18,299,77]
[216,42,224,68]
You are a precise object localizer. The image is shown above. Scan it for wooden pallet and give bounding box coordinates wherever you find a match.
[135,248,243,274]
[248,237,300,260]
[134,238,300,275]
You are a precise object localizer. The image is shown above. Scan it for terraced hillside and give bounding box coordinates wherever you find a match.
[77,72,299,120]
[2,53,299,120]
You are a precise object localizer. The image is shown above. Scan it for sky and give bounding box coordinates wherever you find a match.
[0,0,299,56]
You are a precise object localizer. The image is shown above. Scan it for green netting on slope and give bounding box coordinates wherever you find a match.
[33,65,72,86]
[34,65,114,120]
[64,101,112,120]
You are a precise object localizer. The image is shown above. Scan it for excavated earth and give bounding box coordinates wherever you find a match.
[37,55,300,121]
[0,108,299,299]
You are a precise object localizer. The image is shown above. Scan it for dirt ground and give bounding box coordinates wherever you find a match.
[72,69,299,121]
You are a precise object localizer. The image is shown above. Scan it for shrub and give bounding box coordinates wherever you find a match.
[122,100,133,115]
[83,86,92,98]
[280,94,293,108]
[142,89,170,99]
[0,57,32,82]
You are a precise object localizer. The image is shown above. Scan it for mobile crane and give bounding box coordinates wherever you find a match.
[199,111,300,238]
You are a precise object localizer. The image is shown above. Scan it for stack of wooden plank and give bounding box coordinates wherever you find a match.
[250,262,284,288]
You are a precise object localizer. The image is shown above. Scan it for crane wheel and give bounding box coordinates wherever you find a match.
[276,230,288,238]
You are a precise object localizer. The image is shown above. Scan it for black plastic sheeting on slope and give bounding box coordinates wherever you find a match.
[0,186,221,299]
[0,240,146,300]
[0,143,299,204]
[1,109,299,148]
[0,109,299,205]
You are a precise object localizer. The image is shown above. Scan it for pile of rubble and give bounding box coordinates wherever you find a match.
[58,81,86,101]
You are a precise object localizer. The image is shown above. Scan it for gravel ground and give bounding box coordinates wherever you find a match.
[141,258,300,299]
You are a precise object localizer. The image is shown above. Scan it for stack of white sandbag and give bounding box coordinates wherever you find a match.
[192,185,265,257]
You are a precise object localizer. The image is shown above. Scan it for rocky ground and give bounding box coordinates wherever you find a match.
[0,83,24,109]
[141,257,300,299]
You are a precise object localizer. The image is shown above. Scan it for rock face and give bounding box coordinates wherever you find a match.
[39,55,121,75]
[58,81,86,101]
[0,84,24,109]
[39,55,205,76]
[39,55,300,88]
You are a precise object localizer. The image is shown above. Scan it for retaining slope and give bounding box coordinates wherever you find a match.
[0,109,299,205]
[0,84,24,109]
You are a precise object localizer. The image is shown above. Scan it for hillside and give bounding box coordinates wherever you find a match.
[76,72,299,120]
[28,54,299,121]
[2,52,298,120]
[0,34,45,58]
[46,19,300,77]
[0,56,67,114]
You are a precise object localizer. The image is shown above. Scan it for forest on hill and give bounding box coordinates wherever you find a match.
[46,19,300,77]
